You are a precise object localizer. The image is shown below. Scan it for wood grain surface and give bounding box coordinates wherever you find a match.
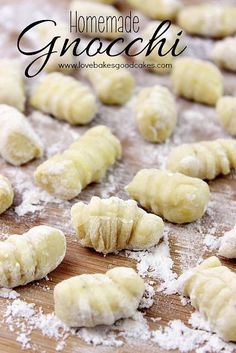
[0,0,236,352]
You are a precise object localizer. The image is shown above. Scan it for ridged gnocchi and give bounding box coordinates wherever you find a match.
[216,96,236,136]
[126,0,182,20]
[34,125,121,200]
[0,105,43,166]
[136,21,185,75]
[171,58,223,106]
[0,59,25,112]
[219,225,236,259]
[0,175,14,215]
[212,37,236,72]
[84,54,135,105]
[70,1,122,39]
[30,73,97,125]
[0,226,66,288]
[71,196,164,253]
[125,169,210,224]
[178,256,236,342]
[167,139,236,180]
[39,22,74,73]
[54,267,144,327]
[135,85,177,142]
[177,5,236,38]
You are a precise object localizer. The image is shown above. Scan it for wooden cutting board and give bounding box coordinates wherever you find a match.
[0,0,236,352]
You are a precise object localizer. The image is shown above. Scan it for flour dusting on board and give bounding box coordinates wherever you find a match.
[125,230,178,294]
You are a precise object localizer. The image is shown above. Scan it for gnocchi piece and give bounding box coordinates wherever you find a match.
[84,54,135,105]
[171,58,223,106]
[0,105,43,166]
[30,73,97,125]
[0,175,14,215]
[167,139,236,180]
[39,22,74,73]
[216,96,236,136]
[34,125,121,200]
[0,59,25,112]
[71,196,164,253]
[135,85,177,142]
[70,1,123,39]
[219,225,236,259]
[212,37,236,72]
[0,225,66,288]
[177,5,236,38]
[136,21,185,75]
[126,0,182,20]
[125,169,210,224]
[54,267,144,327]
[178,256,236,342]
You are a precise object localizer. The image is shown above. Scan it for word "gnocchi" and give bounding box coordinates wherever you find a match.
[125,169,210,224]
[71,196,164,253]
[39,22,74,73]
[70,1,123,39]
[34,125,121,200]
[30,73,97,125]
[0,59,25,112]
[0,175,14,215]
[172,58,223,106]
[177,5,236,38]
[54,267,144,327]
[216,96,236,136]
[178,256,236,342]
[135,85,177,143]
[0,226,66,288]
[167,139,236,180]
[219,225,236,259]
[212,37,236,72]
[0,105,43,166]
[126,0,182,20]
[84,54,135,105]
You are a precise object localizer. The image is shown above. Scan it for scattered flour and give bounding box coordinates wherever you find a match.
[203,234,221,251]
[125,231,178,294]
[0,288,20,299]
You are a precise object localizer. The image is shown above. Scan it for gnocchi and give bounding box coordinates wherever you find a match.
[167,139,236,180]
[125,169,210,224]
[0,59,25,112]
[177,5,236,38]
[70,1,123,39]
[136,21,185,75]
[126,0,182,20]
[84,54,135,105]
[34,125,121,200]
[54,267,144,327]
[39,22,74,73]
[178,256,236,342]
[219,225,236,259]
[0,175,14,215]
[171,58,223,105]
[0,226,66,288]
[135,85,177,142]
[71,196,164,253]
[30,73,97,125]
[0,105,43,166]
[212,37,236,72]
[216,96,236,136]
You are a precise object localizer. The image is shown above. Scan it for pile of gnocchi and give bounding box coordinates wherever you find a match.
[0,0,236,345]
